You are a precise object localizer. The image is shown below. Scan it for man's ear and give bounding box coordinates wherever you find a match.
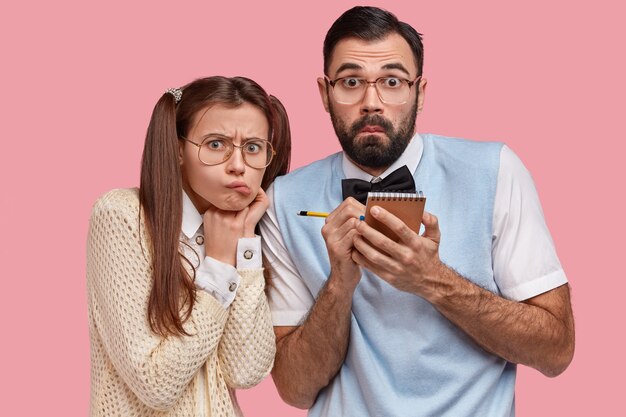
[417,77,427,115]
[317,77,330,113]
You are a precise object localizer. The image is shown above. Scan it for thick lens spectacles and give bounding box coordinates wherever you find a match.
[325,75,421,105]
[181,136,275,169]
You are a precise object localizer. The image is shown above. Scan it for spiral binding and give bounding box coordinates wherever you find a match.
[367,191,425,201]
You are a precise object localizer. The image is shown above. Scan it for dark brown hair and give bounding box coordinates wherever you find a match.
[323,6,424,77]
[139,76,291,336]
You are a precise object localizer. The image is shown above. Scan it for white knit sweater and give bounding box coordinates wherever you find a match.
[87,189,275,416]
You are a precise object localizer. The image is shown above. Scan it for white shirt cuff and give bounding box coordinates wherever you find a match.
[271,309,310,326]
[237,236,263,269]
[195,256,240,308]
[500,268,568,301]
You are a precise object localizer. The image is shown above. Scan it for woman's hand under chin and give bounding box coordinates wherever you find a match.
[202,188,269,266]
[243,188,269,237]
[203,206,249,266]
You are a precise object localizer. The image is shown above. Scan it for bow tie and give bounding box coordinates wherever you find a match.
[342,165,416,205]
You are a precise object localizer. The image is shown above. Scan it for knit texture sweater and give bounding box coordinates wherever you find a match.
[87,188,275,417]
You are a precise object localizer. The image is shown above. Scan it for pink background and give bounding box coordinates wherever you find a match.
[1,0,624,415]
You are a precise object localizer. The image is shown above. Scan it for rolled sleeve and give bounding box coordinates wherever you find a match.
[492,145,568,301]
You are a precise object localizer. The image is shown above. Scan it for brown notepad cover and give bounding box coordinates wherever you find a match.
[364,192,426,241]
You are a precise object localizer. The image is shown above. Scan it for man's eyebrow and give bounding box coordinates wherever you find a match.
[381,63,411,76]
[334,62,412,77]
[334,63,363,74]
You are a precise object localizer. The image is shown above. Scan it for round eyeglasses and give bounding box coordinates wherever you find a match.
[181,136,275,169]
[325,75,421,105]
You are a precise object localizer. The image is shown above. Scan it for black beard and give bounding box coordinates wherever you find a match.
[329,102,417,169]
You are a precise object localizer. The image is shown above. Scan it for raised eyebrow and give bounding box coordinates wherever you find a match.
[381,63,411,77]
[334,63,364,76]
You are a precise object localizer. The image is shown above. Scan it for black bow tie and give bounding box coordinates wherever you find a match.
[342,165,416,205]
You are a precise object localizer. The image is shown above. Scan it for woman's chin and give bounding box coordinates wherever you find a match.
[211,197,255,212]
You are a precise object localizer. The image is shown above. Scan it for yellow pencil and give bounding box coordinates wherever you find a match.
[297,211,329,218]
[298,211,365,221]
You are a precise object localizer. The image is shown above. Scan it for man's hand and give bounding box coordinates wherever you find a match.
[352,205,574,376]
[322,197,365,292]
[271,197,367,409]
[352,206,442,298]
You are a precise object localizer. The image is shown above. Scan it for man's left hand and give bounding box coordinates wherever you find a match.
[352,206,444,297]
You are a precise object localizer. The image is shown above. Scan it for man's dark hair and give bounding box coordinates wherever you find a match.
[323,6,424,76]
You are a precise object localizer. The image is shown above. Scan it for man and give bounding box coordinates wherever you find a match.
[260,6,574,417]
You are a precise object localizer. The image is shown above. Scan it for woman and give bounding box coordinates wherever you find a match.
[87,76,290,416]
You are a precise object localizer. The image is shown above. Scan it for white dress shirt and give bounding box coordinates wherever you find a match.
[180,191,262,309]
[260,134,568,325]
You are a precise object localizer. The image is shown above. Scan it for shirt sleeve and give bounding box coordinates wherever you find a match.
[195,237,263,309]
[236,236,262,269]
[259,184,315,326]
[195,257,240,308]
[492,145,568,301]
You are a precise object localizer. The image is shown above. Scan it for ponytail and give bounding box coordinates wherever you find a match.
[262,95,291,190]
[140,92,196,337]
[260,95,292,290]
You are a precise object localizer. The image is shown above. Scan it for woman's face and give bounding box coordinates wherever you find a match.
[180,102,269,213]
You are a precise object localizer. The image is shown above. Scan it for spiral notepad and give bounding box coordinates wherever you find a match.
[364,191,426,241]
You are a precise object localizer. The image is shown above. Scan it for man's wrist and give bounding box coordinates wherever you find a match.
[327,267,360,296]
[422,261,463,306]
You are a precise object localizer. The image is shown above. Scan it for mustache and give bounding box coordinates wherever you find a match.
[350,114,394,135]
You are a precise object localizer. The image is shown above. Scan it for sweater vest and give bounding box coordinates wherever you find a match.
[273,134,515,417]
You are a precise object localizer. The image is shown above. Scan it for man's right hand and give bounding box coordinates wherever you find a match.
[272,196,366,409]
[321,197,364,292]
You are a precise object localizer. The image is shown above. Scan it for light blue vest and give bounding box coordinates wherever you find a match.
[273,134,514,417]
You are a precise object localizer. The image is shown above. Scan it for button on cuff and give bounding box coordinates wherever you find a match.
[237,236,262,269]
[195,256,240,308]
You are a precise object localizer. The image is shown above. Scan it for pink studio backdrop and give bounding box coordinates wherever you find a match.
[1,0,624,415]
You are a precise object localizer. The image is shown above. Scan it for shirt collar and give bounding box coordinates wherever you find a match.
[342,132,423,181]
[181,191,203,239]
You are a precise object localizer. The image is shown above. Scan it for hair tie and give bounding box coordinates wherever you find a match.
[165,87,182,103]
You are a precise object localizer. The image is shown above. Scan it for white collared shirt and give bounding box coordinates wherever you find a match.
[260,134,567,325]
[180,191,262,308]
